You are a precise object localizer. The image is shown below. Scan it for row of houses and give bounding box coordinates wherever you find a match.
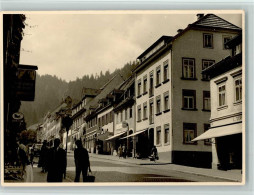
[39,13,242,169]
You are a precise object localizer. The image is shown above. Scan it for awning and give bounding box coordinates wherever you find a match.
[120,128,148,139]
[105,131,126,141]
[192,122,242,142]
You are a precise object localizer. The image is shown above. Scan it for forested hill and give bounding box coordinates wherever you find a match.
[20,61,138,127]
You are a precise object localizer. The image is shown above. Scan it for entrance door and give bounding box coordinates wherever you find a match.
[148,128,154,155]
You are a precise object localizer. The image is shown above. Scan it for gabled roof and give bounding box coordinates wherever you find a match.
[192,14,241,31]
[84,73,125,120]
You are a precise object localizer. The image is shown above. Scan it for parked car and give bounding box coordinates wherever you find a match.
[34,143,43,157]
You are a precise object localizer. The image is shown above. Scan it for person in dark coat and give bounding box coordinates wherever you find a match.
[74,140,91,182]
[46,138,66,182]
[38,140,48,173]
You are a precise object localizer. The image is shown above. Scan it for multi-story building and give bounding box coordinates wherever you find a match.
[84,74,125,153]
[193,34,242,170]
[42,96,72,147]
[106,76,135,156]
[133,14,241,167]
[69,88,100,150]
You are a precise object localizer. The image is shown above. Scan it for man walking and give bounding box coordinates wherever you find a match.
[74,140,91,182]
[46,138,66,182]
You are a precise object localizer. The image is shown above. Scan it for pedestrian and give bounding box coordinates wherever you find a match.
[118,145,123,159]
[122,144,126,159]
[74,140,91,182]
[38,140,48,173]
[28,144,35,167]
[46,138,66,182]
[150,145,158,162]
[18,141,34,182]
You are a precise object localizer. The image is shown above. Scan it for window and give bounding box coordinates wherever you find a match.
[156,95,161,114]
[164,123,170,144]
[156,66,161,86]
[137,79,141,97]
[203,91,211,111]
[143,102,147,119]
[223,36,231,49]
[182,89,196,110]
[203,33,213,48]
[218,84,226,107]
[235,77,242,102]
[149,71,154,97]
[130,107,133,118]
[125,109,128,120]
[163,60,169,82]
[204,124,211,145]
[143,75,147,94]
[149,99,154,124]
[182,58,195,79]
[156,126,161,145]
[137,105,141,122]
[202,60,215,80]
[183,123,197,144]
[164,91,169,111]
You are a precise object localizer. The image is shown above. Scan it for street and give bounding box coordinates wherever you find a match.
[64,153,233,182]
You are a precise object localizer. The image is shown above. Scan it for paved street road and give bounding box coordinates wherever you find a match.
[66,153,230,182]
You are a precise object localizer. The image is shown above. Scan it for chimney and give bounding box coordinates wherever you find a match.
[197,13,204,20]
[177,29,183,34]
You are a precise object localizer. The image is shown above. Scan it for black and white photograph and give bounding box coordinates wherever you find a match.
[1,10,244,186]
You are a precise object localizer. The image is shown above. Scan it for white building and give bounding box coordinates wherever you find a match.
[193,34,242,170]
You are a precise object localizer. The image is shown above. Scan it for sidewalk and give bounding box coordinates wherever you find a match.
[5,166,72,183]
[87,153,243,182]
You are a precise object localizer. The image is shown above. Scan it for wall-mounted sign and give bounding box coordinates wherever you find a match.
[12,112,24,120]
[15,64,38,101]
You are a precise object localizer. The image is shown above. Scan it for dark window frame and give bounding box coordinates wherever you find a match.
[203,33,213,49]
[182,89,197,110]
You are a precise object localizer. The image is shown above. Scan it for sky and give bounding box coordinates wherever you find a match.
[19,11,242,82]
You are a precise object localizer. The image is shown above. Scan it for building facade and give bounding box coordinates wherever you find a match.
[193,34,242,170]
[134,14,241,167]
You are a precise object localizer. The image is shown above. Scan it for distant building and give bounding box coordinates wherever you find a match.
[84,74,125,153]
[42,96,72,147]
[133,14,241,167]
[193,34,242,170]
[69,88,100,150]
[106,76,135,156]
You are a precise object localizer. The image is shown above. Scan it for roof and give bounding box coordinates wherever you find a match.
[135,14,241,73]
[81,88,101,99]
[84,73,125,120]
[202,53,242,79]
[137,36,173,60]
[225,34,242,49]
[192,14,241,31]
